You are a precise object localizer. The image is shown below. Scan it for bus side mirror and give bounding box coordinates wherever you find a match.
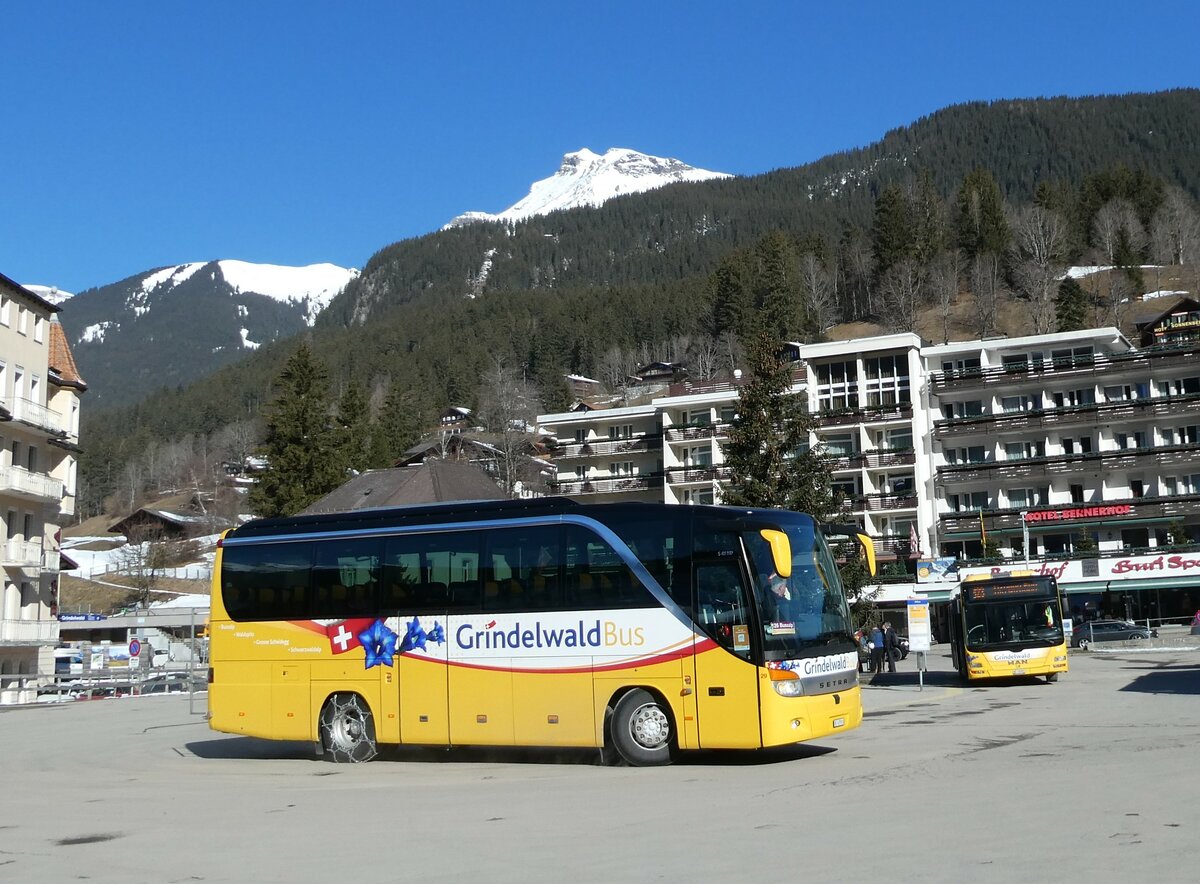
[759,529,792,578]
[855,532,877,577]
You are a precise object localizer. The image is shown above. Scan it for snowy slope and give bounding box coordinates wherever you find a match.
[21,284,75,306]
[445,147,731,228]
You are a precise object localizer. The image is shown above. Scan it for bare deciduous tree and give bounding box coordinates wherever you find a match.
[1010,206,1072,335]
[1150,187,1200,266]
[928,250,963,344]
[798,252,838,335]
[686,336,722,381]
[478,361,543,498]
[970,253,1004,338]
[879,259,926,333]
[1092,199,1146,265]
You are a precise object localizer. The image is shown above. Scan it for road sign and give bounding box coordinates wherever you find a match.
[128,638,142,657]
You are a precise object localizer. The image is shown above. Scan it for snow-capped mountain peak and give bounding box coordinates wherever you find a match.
[445,147,731,229]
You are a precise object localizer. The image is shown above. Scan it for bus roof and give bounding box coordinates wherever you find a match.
[224,497,817,542]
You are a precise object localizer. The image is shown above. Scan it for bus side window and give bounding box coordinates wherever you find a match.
[695,561,751,657]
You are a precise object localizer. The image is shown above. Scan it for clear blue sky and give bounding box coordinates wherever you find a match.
[3,1,1198,294]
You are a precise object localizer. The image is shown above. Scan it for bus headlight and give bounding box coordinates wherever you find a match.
[768,669,804,697]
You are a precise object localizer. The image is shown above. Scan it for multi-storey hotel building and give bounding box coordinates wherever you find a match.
[539,303,1200,628]
[0,274,86,704]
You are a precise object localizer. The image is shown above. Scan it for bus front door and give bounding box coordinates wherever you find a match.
[692,562,762,749]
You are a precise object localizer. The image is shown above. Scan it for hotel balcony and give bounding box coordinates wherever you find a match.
[554,434,663,459]
[0,466,64,503]
[0,539,43,570]
[550,472,665,495]
[664,466,732,485]
[938,442,1200,485]
[929,342,1200,392]
[664,423,728,443]
[4,396,68,438]
[838,493,918,513]
[0,618,58,645]
[829,449,916,472]
[938,492,1200,534]
[933,392,1200,440]
[815,403,913,428]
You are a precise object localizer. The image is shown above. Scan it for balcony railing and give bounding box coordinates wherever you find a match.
[550,473,665,495]
[939,492,1200,532]
[933,392,1200,439]
[0,539,42,569]
[4,396,66,436]
[929,342,1200,390]
[0,618,58,645]
[829,448,915,471]
[554,435,663,458]
[939,442,1200,484]
[664,424,727,442]
[815,403,913,427]
[664,466,732,485]
[837,493,918,513]
[0,466,64,502]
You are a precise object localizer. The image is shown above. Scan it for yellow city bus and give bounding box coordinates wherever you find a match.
[947,573,1068,683]
[208,498,874,765]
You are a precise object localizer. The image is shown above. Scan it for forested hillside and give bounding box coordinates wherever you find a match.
[76,90,1200,518]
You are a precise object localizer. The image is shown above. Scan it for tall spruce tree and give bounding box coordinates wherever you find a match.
[722,331,834,518]
[248,343,346,517]
[1055,276,1090,332]
[871,184,914,278]
[334,380,372,475]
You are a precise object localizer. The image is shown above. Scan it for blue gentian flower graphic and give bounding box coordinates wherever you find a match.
[358,618,399,669]
[401,616,428,652]
[427,622,445,645]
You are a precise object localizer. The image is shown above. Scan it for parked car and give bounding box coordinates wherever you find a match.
[1072,619,1158,650]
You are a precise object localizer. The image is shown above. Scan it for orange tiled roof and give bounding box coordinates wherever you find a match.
[49,320,87,389]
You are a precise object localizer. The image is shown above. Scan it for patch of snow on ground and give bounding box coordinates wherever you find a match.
[141,262,206,293]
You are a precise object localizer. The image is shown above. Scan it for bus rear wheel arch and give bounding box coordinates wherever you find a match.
[606,688,676,767]
[319,692,378,763]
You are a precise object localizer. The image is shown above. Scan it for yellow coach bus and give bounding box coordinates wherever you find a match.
[948,573,1068,683]
[208,498,874,765]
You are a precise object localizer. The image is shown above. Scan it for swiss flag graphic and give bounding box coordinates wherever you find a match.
[325,619,375,654]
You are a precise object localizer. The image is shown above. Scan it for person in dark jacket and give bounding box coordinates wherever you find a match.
[883,621,900,673]
[869,624,885,674]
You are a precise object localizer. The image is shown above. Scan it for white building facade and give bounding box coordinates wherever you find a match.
[0,273,86,704]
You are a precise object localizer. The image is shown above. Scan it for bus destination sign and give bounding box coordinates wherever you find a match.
[967,580,1053,602]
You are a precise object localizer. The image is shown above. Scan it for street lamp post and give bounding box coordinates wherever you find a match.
[1021,511,1030,568]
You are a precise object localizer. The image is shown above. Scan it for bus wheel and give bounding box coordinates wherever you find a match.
[610,689,673,766]
[319,693,378,763]
[1046,673,1059,683]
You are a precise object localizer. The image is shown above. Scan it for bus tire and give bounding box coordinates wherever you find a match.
[319,692,378,763]
[1046,672,1059,683]
[610,689,674,767]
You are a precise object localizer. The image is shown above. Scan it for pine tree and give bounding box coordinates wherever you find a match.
[365,382,429,469]
[955,168,1010,258]
[871,184,913,278]
[753,232,806,341]
[334,381,372,475]
[1055,276,1090,332]
[722,331,834,518]
[248,343,346,517]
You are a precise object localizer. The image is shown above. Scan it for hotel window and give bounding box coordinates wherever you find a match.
[573,428,586,443]
[1004,441,1045,461]
[882,428,913,451]
[685,410,711,426]
[1001,395,1036,413]
[33,315,44,344]
[683,446,711,468]
[884,473,915,495]
[948,491,989,512]
[815,360,859,411]
[1176,425,1199,445]
[832,477,860,501]
[609,461,634,477]
[945,445,986,465]
[1131,479,1145,499]
[1160,376,1200,397]
[1008,487,1049,508]
[608,424,633,440]
[1062,436,1092,455]
[719,406,736,424]
[17,305,29,335]
[1049,346,1094,368]
[863,355,911,407]
[941,399,985,420]
[682,489,714,505]
[823,433,857,457]
[1052,388,1095,408]
[0,296,9,326]
[941,357,981,376]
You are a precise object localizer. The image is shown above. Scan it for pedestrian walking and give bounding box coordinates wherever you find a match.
[869,624,885,674]
[883,621,899,673]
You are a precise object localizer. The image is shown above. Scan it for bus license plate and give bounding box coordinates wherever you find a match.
[833,717,845,728]
[1012,668,1026,676]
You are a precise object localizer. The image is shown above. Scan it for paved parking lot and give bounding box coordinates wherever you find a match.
[1,647,1197,883]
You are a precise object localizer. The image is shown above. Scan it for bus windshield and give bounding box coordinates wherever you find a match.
[965,599,1063,650]
[745,522,854,659]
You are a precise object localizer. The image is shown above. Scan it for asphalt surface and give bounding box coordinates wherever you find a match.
[1,647,1197,883]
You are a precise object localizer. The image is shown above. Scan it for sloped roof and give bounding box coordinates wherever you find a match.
[1129,295,1200,329]
[49,319,87,389]
[301,460,506,514]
